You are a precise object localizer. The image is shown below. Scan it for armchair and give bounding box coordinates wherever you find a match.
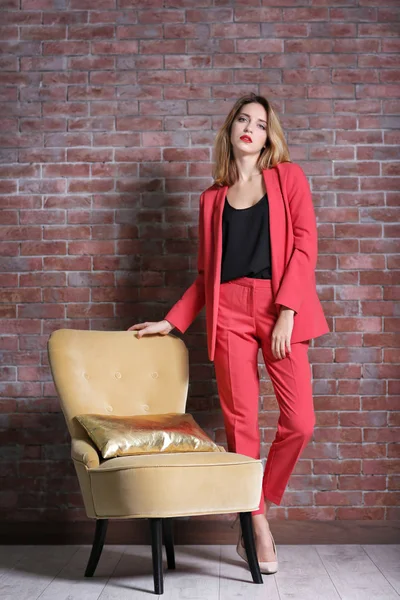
[47,329,264,594]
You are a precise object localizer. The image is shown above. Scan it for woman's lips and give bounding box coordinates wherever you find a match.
[240,136,252,143]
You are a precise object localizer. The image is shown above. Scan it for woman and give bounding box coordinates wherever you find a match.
[128,93,330,573]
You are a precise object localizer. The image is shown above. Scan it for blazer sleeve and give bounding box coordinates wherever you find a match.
[274,164,318,315]
[163,192,206,333]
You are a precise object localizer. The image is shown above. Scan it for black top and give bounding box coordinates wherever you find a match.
[220,193,272,283]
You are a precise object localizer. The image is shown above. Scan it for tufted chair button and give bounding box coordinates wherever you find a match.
[142,405,150,412]
[105,404,113,413]
[151,372,158,379]
[83,372,89,380]
[114,372,122,379]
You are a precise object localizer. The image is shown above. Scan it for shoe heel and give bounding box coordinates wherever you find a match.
[236,535,248,563]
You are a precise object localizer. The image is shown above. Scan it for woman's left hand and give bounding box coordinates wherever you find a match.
[271,306,295,360]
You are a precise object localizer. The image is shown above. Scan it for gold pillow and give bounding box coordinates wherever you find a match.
[75,412,225,459]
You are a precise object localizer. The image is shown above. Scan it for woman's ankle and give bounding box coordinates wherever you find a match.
[264,499,273,519]
[251,513,269,534]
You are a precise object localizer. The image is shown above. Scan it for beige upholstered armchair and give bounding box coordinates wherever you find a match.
[47,328,264,594]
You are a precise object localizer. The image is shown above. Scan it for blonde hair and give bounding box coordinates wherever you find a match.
[212,93,291,187]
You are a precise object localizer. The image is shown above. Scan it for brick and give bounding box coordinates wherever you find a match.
[0,305,16,318]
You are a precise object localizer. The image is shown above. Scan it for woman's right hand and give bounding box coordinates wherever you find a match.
[127,319,174,339]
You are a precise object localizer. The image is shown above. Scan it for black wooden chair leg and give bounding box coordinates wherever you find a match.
[149,518,164,594]
[239,512,263,584]
[162,517,176,570]
[85,518,108,577]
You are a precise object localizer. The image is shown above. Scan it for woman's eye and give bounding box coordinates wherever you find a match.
[238,116,265,130]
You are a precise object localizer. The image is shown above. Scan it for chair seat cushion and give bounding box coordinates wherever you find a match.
[83,451,264,518]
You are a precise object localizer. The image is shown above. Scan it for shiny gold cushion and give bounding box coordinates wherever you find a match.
[75,413,223,459]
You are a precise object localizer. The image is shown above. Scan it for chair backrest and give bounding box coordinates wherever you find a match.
[47,329,189,439]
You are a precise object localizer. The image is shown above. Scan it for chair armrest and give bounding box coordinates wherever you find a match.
[71,438,100,468]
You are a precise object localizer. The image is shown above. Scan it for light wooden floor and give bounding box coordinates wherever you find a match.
[0,544,399,599]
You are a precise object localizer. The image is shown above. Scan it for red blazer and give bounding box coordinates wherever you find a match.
[164,162,330,362]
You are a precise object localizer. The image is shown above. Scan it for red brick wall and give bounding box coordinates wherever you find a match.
[1,1,399,523]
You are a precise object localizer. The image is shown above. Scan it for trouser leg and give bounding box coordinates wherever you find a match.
[213,281,265,516]
[260,338,315,505]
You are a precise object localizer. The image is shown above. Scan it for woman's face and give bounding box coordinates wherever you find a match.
[230,102,268,155]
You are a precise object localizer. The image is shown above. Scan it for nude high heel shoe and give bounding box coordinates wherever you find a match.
[235,525,278,574]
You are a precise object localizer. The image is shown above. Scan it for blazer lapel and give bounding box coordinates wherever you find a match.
[212,184,228,288]
[263,166,286,300]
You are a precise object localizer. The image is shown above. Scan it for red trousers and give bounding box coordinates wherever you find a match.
[214,276,315,516]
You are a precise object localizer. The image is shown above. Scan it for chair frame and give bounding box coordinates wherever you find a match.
[84,513,263,594]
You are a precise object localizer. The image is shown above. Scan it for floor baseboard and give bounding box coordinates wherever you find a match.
[1,519,399,545]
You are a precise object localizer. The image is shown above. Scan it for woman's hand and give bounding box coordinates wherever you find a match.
[271,307,295,359]
[127,319,174,339]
